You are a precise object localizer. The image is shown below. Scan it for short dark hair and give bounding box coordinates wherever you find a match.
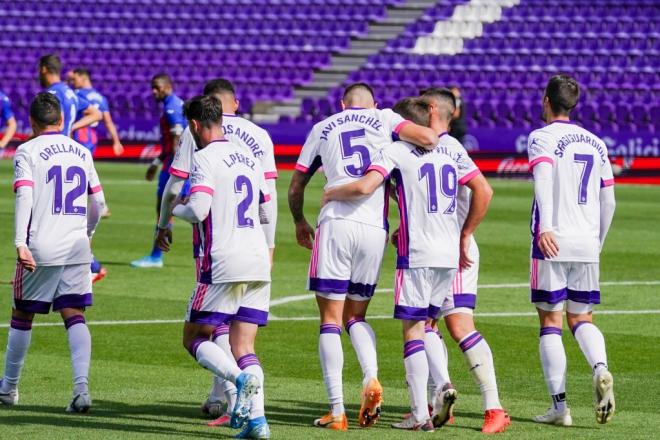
[39,54,62,75]
[342,82,375,101]
[420,87,456,120]
[392,97,430,127]
[151,73,172,85]
[73,67,91,79]
[30,92,62,127]
[545,74,579,116]
[184,95,223,127]
[203,78,236,97]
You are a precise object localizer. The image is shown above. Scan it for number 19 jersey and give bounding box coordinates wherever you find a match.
[296,108,409,229]
[13,133,102,265]
[527,121,615,262]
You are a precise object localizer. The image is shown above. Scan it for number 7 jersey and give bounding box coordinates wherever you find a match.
[527,121,615,262]
[13,133,102,265]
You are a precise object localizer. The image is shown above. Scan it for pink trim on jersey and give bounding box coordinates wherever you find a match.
[309,225,321,278]
[264,171,279,180]
[13,180,33,192]
[393,120,412,135]
[263,194,272,203]
[366,165,389,179]
[190,185,214,195]
[601,178,615,187]
[394,269,404,305]
[88,185,103,194]
[529,156,554,169]
[458,169,481,185]
[169,167,190,179]
[294,163,309,173]
[531,258,538,289]
[396,184,409,257]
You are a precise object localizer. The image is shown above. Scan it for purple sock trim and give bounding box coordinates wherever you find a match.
[540,326,563,337]
[345,317,365,334]
[571,321,592,336]
[188,337,208,358]
[10,317,33,331]
[403,339,425,358]
[237,353,260,370]
[458,331,483,352]
[320,324,341,335]
[424,325,434,333]
[212,324,230,339]
[63,315,86,330]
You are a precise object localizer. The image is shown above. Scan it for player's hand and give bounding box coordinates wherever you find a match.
[391,228,400,247]
[16,246,36,272]
[145,164,158,181]
[459,234,474,269]
[112,141,125,156]
[320,191,330,208]
[295,220,315,250]
[538,231,559,259]
[156,227,172,252]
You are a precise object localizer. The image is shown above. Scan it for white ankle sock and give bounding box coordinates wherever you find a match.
[572,322,608,375]
[404,340,429,423]
[1,318,33,391]
[459,331,502,410]
[539,327,567,412]
[424,326,450,392]
[238,354,265,420]
[319,324,344,416]
[346,319,378,387]
[65,316,91,395]
[191,339,241,383]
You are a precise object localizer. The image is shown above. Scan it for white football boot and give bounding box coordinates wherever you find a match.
[66,392,92,413]
[533,407,573,426]
[593,370,615,424]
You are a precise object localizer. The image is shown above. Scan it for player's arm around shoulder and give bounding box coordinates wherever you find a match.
[380,108,437,149]
[172,149,214,224]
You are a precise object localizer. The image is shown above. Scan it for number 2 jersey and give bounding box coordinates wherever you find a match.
[13,133,102,265]
[296,107,409,229]
[527,121,615,262]
[189,140,271,284]
[367,133,481,269]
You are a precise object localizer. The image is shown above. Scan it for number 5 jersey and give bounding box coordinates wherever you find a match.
[13,132,102,265]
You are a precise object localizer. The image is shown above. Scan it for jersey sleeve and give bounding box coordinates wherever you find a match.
[98,94,110,113]
[260,130,278,179]
[256,163,271,204]
[87,160,103,195]
[76,94,91,113]
[170,127,194,178]
[189,151,215,196]
[1,94,14,121]
[378,108,410,140]
[527,130,555,169]
[455,147,481,185]
[13,148,33,192]
[366,143,399,178]
[295,127,323,175]
[600,155,615,188]
[165,103,185,136]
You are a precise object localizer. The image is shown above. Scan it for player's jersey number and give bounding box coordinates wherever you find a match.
[573,153,594,205]
[234,175,254,228]
[419,163,457,214]
[340,129,371,177]
[46,165,87,215]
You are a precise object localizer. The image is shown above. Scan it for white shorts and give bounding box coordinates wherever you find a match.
[394,267,456,321]
[13,263,93,314]
[308,219,387,302]
[432,237,479,318]
[530,258,600,314]
[185,281,271,327]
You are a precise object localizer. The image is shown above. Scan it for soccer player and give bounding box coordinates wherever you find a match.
[418,88,509,433]
[0,90,17,149]
[0,92,106,412]
[288,83,438,430]
[156,78,278,425]
[38,54,102,136]
[528,75,616,426]
[322,97,490,431]
[174,95,271,439]
[131,73,187,268]
[67,68,124,156]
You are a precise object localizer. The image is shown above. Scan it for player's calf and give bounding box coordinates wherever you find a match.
[0,312,35,406]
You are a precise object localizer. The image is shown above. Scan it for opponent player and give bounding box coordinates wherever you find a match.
[0,90,17,149]
[155,78,277,425]
[323,97,492,431]
[131,73,186,268]
[289,83,438,430]
[174,95,271,439]
[528,75,616,426]
[0,93,106,412]
[68,68,124,156]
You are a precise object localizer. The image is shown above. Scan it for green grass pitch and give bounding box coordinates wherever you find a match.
[0,160,659,439]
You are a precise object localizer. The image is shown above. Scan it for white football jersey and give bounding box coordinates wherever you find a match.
[296,107,409,229]
[170,115,277,180]
[528,121,615,262]
[189,140,271,283]
[13,133,101,265]
[368,133,481,269]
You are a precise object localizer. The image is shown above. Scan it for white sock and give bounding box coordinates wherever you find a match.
[346,319,378,386]
[65,316,91,395]
[424,326,450,393]
[539,327,567,412]
[211,325,236,405]
[319,324,344,416]
[1,318,33,391]
[572,322,608,375]
[238,354,265,419]
[459,331,502,410]
[404,340,429,423]
[191,339,241,383]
